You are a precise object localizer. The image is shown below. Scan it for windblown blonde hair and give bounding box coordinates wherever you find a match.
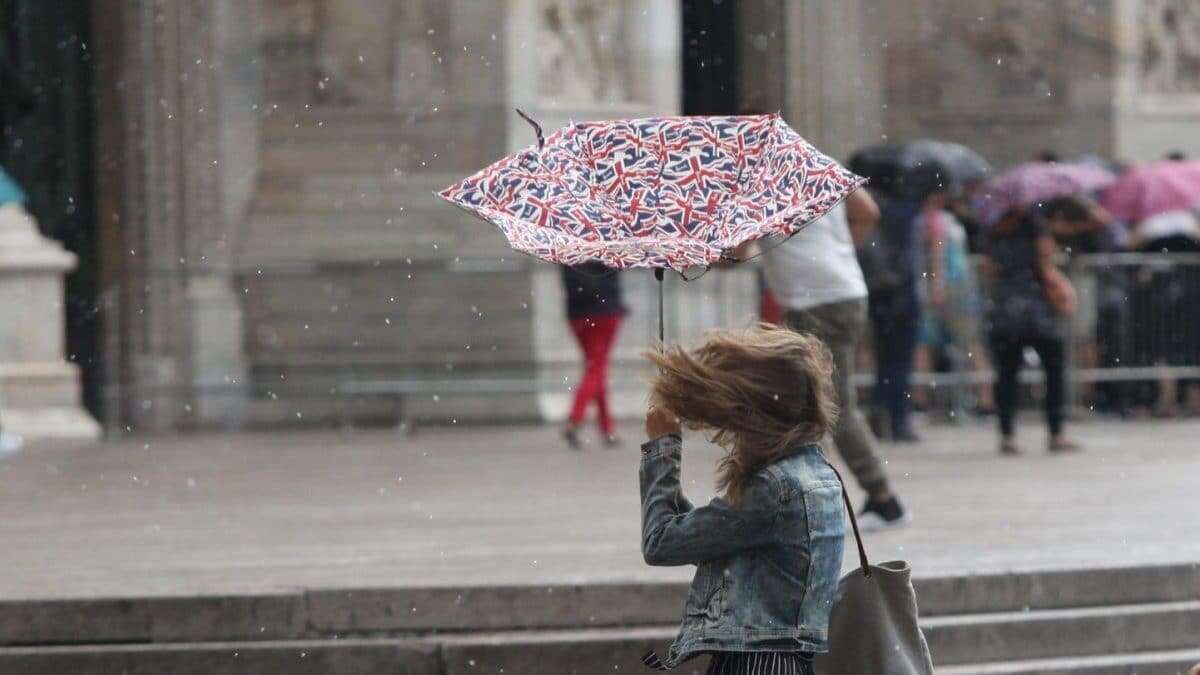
[646,324,838,504]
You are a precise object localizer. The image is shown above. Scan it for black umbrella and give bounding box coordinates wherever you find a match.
[850,140,990,198]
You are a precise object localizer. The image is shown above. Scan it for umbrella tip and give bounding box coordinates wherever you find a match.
[515,108,545,151]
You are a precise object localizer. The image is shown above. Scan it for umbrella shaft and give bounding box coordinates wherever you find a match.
[654,268,665,345]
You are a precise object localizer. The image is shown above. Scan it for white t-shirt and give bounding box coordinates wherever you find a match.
[761,203,868,311]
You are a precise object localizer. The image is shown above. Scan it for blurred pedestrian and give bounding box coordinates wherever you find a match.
[919,191,989,421]
[1127,208,1200,417]
[638,324,845,672]
[862,183,928,443]
[1043,196,1123,413]
[983,204,1081,455]
[748,188,909,529]
[561,263,626,449]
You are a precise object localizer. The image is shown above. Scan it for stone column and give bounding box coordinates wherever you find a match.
[0,204,100,439]
[780,0,885,158]
[92,0,251,431]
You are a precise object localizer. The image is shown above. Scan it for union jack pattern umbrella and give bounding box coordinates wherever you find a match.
[438,112,864,274]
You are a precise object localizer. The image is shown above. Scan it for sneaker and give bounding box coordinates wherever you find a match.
[561,425,582,450]
[857,496,911,532]
[999,438,1021,456]
[1048,436,1082,453]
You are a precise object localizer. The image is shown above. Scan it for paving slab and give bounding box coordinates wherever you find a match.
[1,418,1198,604]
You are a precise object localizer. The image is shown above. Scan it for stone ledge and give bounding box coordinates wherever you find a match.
[2,563,1197,647]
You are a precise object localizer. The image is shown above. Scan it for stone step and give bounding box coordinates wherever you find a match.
[926,600,1200,666]
[938,648,1200,675]
[237,210,508,265]
[259,107,507,172]
[5,629,1199,675]
[0,638,442,675]
[0,629,684,675]
[2,563,1197,647]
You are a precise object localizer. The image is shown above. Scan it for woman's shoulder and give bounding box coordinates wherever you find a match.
[757,444,841,500]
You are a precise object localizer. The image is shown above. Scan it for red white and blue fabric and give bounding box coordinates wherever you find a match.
[438,114,864,273]
[974,162,1116,228]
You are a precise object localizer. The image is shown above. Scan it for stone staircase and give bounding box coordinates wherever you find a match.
[2,563,1198,674]
[233,108,539,427]
[239,107,512,268]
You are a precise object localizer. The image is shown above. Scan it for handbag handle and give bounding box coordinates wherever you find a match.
[824,460,872,578]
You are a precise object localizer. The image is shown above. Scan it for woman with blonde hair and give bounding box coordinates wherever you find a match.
[639,324,847,674]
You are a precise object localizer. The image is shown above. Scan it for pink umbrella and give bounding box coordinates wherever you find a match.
[974,162,1116,228]
[1101,160,1200,225]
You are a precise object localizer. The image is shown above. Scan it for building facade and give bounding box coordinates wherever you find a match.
[12,0,1199,432]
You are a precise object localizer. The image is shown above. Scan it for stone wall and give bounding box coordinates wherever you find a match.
[91,0,1200,432]
[878,0,1118,166]
[1113,0,1200,161]
[230,0,686,427]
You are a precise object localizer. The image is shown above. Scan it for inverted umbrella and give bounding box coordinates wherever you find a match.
[1101,160,1200,225]
[974,161,1116,228]
[439,111,864,341]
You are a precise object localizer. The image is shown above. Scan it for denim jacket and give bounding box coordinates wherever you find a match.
[640,434,845,666]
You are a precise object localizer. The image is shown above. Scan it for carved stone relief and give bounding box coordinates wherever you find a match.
[315,0,395,105]
[535,0,628,103]
[886,0,1064,110]
[1141,0,1200,93]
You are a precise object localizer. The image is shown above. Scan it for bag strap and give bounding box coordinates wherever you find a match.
[824,460,872,578]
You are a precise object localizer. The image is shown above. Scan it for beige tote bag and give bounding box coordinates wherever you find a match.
[814,465,935,675]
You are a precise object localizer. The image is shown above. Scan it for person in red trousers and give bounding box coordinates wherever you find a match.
[562,263,626,449]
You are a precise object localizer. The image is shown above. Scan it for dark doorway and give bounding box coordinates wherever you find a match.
[1,0,99,415]
[682,0,740,115]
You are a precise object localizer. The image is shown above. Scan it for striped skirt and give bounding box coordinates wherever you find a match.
[642,650,815,674]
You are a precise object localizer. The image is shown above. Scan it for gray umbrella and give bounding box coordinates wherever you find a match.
[902,140,991,187]
[850,139,990,198]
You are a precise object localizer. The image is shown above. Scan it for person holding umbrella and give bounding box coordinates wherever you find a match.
[441,111,866,671]
[981,201,1081,455]
[560,262,626,449]
[637,324,847,673]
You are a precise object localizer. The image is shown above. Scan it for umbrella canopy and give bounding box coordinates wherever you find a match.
[904,140,991,187]
[974,161,1116,228]
[848,139,990,198]
[1101,160,1200,225]
[439,112,864,274]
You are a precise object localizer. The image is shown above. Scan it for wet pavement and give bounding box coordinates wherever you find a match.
[2,417,1198,600]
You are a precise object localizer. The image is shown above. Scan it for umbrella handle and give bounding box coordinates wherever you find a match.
[654,268,665,346]
[515,108,545,151]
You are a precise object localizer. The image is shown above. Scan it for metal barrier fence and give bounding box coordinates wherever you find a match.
[92,252,1200,429]
[1065,252,1200,413]
[892,252,1200,417]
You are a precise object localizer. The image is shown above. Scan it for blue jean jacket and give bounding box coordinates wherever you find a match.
[640,435,845,666]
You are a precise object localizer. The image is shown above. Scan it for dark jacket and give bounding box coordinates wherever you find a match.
[562,263,625,319]
[640,435,845,665]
